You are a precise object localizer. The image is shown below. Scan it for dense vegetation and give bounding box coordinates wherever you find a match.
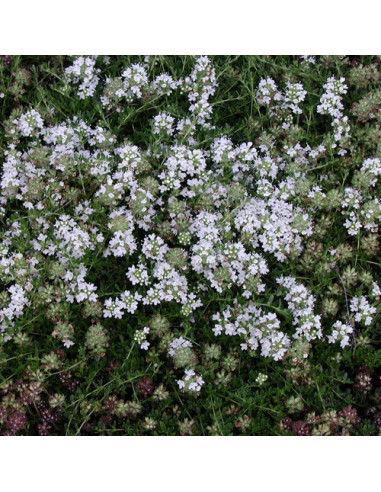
[0,55,380,435]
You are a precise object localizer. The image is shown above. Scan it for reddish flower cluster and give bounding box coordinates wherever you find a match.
[354,367,372,394]
[292,421,312,436]
[6,410,27,434]
[340,405,361,426]
[59,371,80,393]
[137,376,154,399]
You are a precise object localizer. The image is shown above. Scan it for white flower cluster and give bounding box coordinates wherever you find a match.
[142,234,169,261]
[317,76,350,155]
[54,215,94,259]
[371,282,381,298]
[332,115,351,143]
[256,78,282,106]
[328,321,353,348]
[300,55,316,64]
[158,145,207,192]
[361,158,381,186]
[151,73,178,96]
[65,264,98,304]
[256,78,307,126]
[153,112,175,136]
[277,276,322,341]
[342,187,363,236]
[177,369,205,393]
[342,187,362,210]
[13,109,44,137]
[0,284,30,340]
[100,63,149,108]
[126,264,150,286]
[103,291,141,319]
[168,336,193,357]
[317,76,348,118]
[134,327,150,350]
[212,303,290,361]
[103,209,137,257]
[342,185,381,236]
[121,63,149,99]
[64,56,100,99]
[138,259,201,316]
[235,197,313,262]
[181,56,217,128]
[255,373,268,385]
[190,232,268,296]
[210,139,258,181]
[350,295,377,326]
[283,82,307,114]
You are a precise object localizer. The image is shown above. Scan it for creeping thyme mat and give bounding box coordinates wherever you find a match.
[0,55,380,436]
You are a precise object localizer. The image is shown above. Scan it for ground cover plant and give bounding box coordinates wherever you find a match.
[0,55,380,436]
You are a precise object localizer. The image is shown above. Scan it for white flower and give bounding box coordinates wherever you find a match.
[63,340,75,348]
[328,321,353,348]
